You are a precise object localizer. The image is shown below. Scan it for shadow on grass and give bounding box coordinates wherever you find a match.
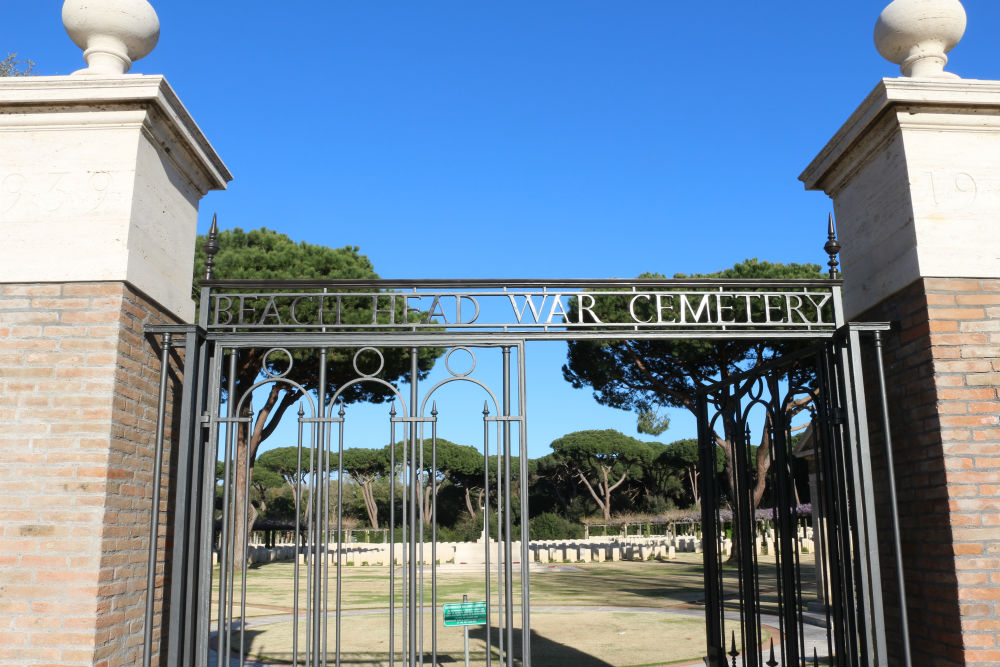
[469,625,614,667]
[226,627,610,667]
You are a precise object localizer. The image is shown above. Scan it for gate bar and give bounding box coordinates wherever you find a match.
[142,332,171,667]
[502,346,515,667]
[409,348,419,667]
[171,329,207,665]
[842,326,888,664]
[873,330,911,667]
[518,342,532,667]
[697,394,724,667]
[196,342,222,664]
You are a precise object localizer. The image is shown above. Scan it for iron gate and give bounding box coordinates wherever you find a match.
[696,325,907,667]
[142,248,906,666]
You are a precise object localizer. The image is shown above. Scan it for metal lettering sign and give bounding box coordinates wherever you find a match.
[201,279,840,337]
[443,601,488,627]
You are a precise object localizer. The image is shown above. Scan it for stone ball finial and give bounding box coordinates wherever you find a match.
[62,0,160,75]
[875,0,966,78]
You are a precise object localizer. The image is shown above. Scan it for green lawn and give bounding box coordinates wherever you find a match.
[214,553,812,666]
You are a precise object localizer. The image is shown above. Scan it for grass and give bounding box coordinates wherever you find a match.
[240,610,722,666]
[214,553,811,666]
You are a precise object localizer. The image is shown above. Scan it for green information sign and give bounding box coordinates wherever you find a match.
[443,601,488,627]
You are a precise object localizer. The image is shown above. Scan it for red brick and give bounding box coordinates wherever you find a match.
[1,282,176,666]
[929,319,960,332]
[926,278,984,291]
[932,333,990,346]
[964,633,999,648]
[62,283,124,297]
[954,543,985,556]
[965,342,1000,358]
[963,619,1000,631]
[60,310,121,324]
[959,603,992,617]
[0,297,31,309]
[965,649,1000,663]
[940,415,999,428]
[926,293,958,305]
[956,293,1000,305]
[935,359,993,373]
[931,307,987,320]
[0,310,59,323]
[950,513,982,526]
[2,284,62,297]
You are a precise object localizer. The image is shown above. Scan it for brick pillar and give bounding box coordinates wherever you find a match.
[802,78,1000,666]
[0,283,179,666]
[0,76,229,666]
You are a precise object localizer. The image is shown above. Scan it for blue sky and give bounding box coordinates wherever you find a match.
[6,1,1000,456]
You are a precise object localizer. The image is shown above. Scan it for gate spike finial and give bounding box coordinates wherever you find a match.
[729,630,739,667]
[203,213,220,280]
[483,400,490,417]
[765,638,778,667]
[824,212,842,279]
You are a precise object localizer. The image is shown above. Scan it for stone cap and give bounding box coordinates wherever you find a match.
[0,74,231,320]
[800,75,1000,318]
[800,77,1000,195]
[0,74,231,194]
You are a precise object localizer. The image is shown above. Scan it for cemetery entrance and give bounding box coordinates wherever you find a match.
[145,273,903,667]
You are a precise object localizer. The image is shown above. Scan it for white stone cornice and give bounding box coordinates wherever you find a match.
[800,77,1000,195]
[800,76,1000,318]
[0,75,231,321]
[0,75,232,193]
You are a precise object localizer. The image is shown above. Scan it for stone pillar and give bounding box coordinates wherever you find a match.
[0,75,229,666]
[801,77,1000,666]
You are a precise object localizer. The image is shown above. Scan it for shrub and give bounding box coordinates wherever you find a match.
[529,513,584,540]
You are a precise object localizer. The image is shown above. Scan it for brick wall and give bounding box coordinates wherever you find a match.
[0,282,179,667]
[859,277,1000,666]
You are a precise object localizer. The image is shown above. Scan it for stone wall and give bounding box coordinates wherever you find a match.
[0,282,179,667]
[859,277,1000,666]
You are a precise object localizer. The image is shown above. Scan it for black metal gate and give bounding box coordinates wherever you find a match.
[696,324,907,667]
[142,245,906,666]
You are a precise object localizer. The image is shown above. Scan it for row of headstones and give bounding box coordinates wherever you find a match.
[759,526,815,541]
[753,536,816,555]
[222,531,817,566]
[238,539,693,566]
[532,541,684,562]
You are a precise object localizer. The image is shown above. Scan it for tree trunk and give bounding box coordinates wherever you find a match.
[687,466,700,506]
[361,481,379,530]
[230,436,255,569]
[601,466,612,522]
[464,487,476,518]
[227,371,301,569]
[578,464,629,524]
[423,482,433,525]
[578,471,608,521]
